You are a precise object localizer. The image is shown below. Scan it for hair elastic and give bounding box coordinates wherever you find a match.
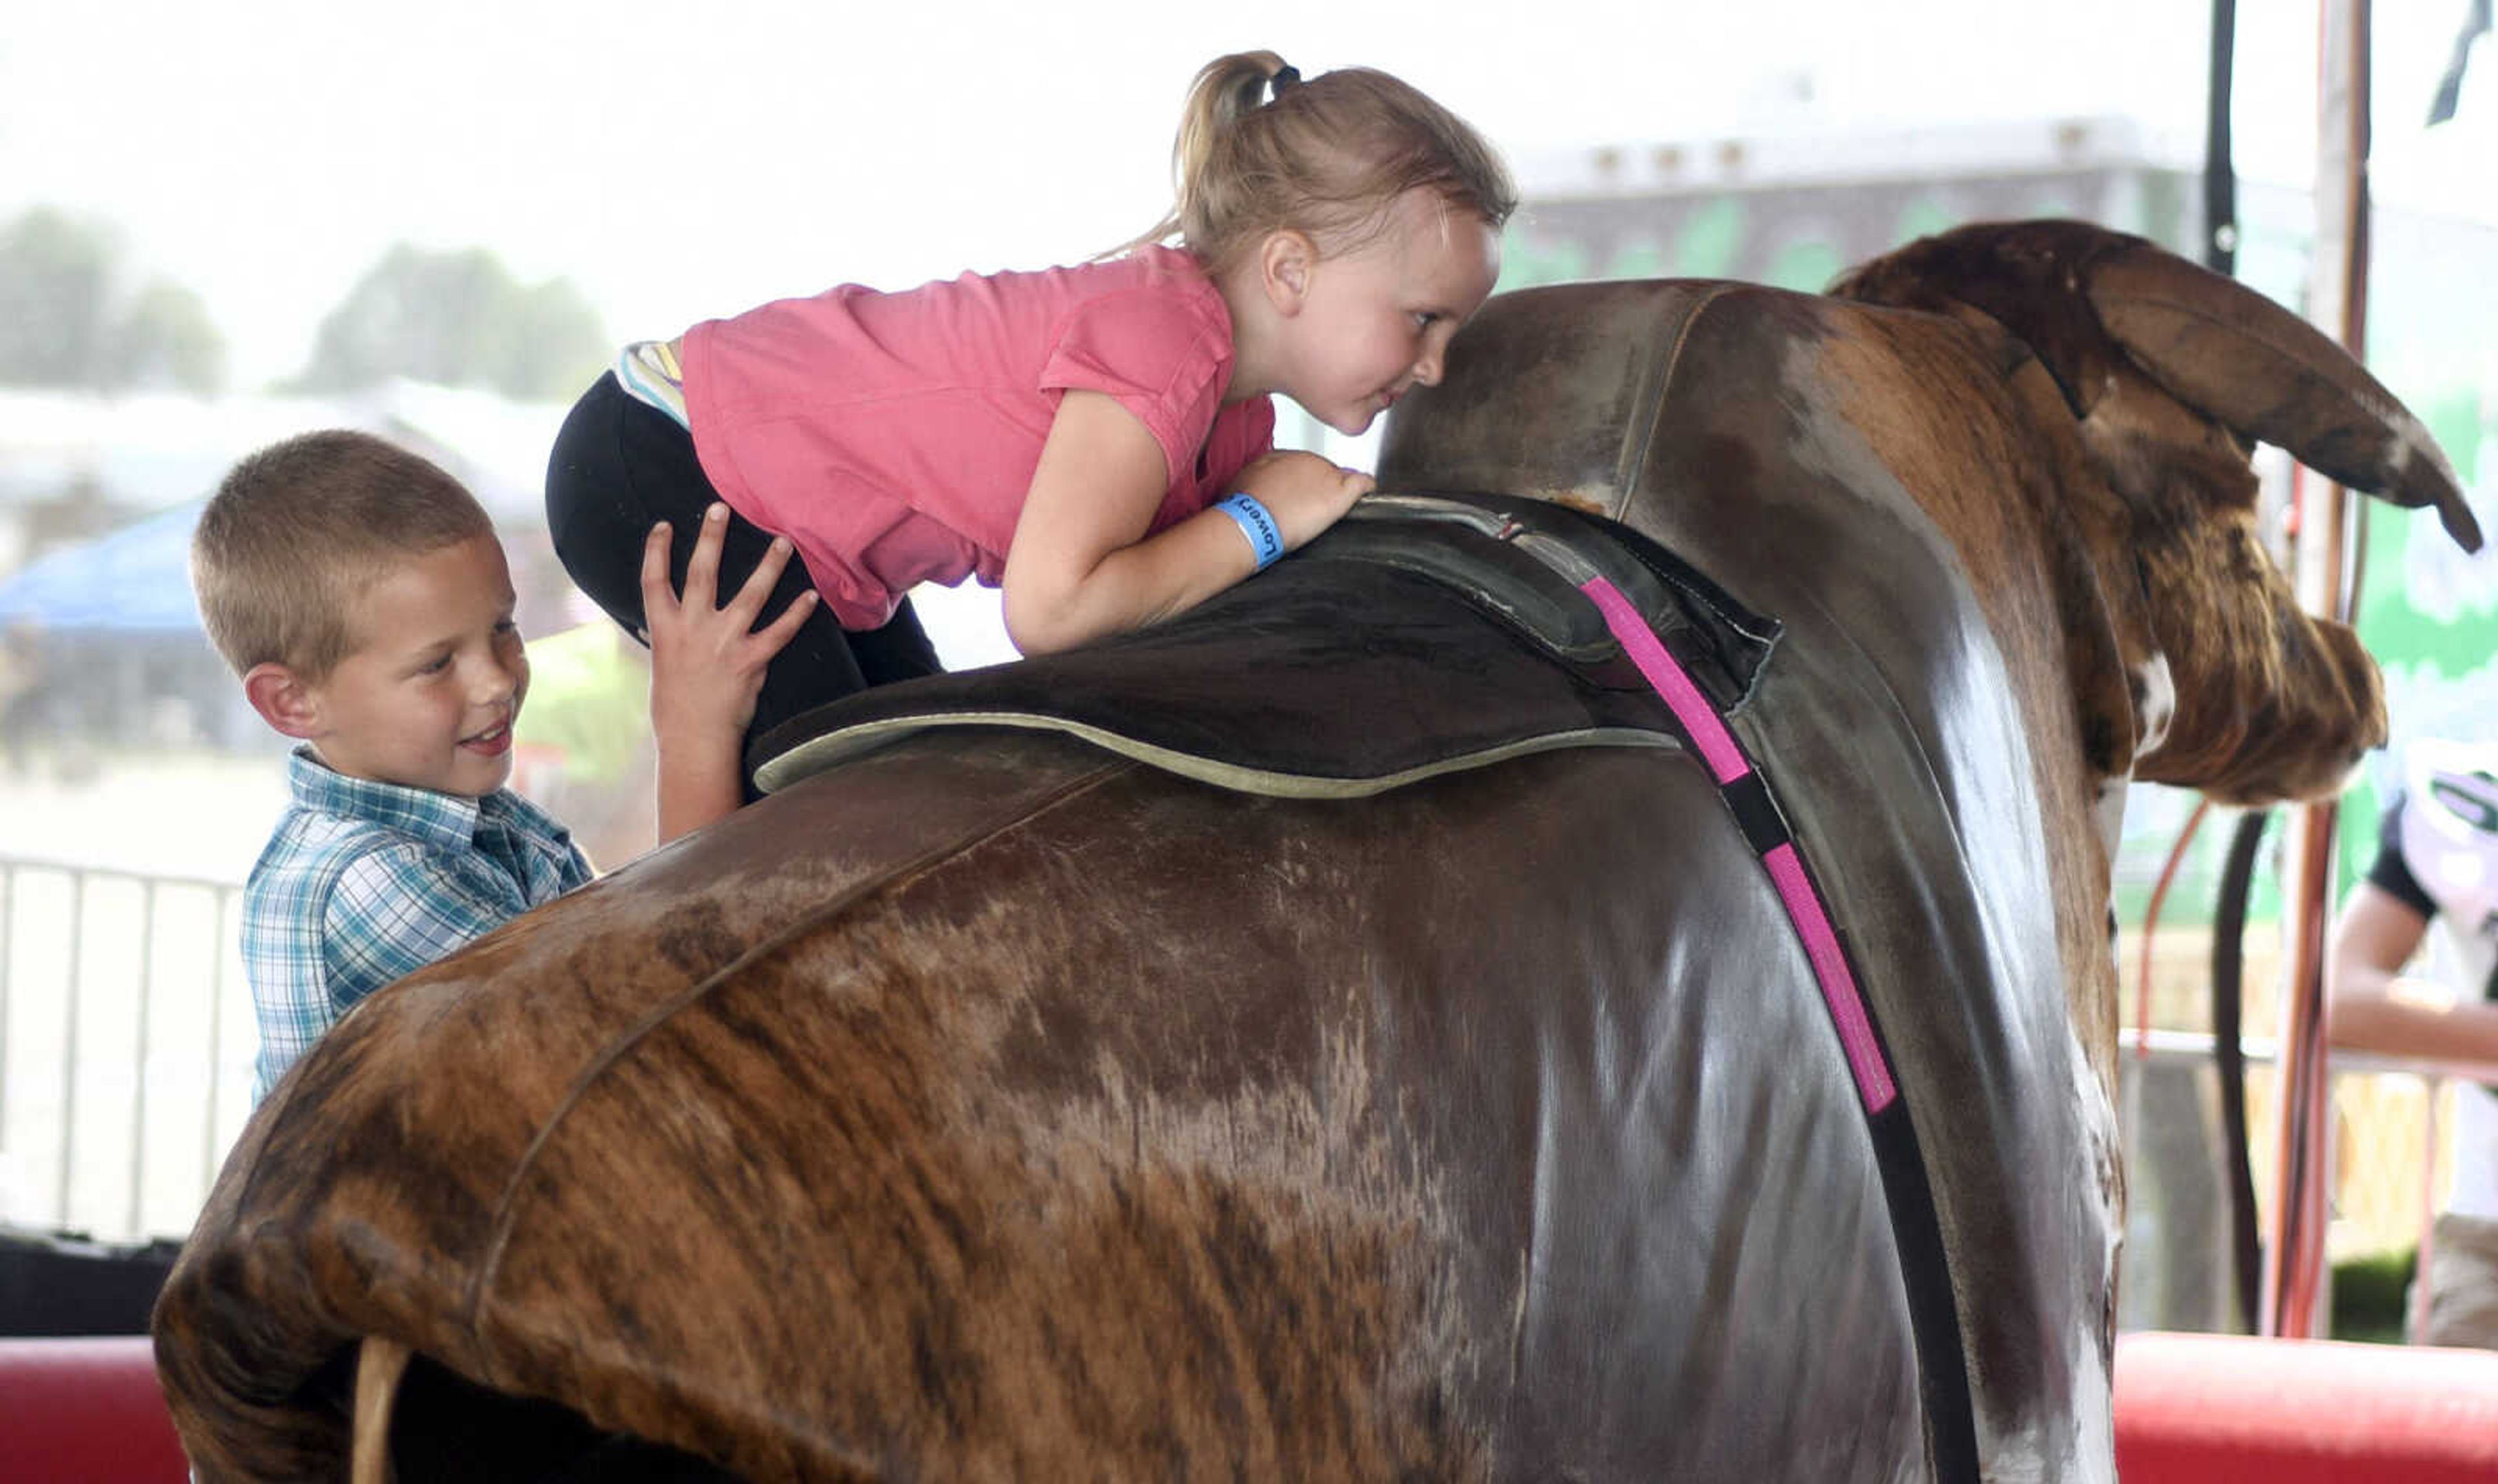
[1215,492,1285,570]
[1267,64,1301,102]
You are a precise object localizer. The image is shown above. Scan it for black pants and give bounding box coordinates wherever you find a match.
[544,373,941,784]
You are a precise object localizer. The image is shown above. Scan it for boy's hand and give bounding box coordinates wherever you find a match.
[1233,450,1375,549]
[642,504,816,742]
[643,505,817,843]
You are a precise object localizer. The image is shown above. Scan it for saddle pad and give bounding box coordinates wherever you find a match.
[749,492,1782,798]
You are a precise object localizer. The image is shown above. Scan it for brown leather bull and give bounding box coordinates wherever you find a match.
[152,220,2477,1483]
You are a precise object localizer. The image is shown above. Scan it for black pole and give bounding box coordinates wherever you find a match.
[2203,0,2240,275]
[2428,0,2490,126]
[2199,0,2263,1336]
[2211,810,2269,1334]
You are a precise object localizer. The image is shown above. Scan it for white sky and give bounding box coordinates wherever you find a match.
[3,1,2490,391]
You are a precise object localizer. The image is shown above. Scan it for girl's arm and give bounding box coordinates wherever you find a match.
[643,505,817,844]
[1001,390,1371,656]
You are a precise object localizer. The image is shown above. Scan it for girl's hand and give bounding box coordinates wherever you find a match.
[641,505,816,841]
[1001,392,1373,656]
[1232,450,1375,548]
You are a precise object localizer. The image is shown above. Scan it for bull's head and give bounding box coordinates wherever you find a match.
[1832,220,2482,804]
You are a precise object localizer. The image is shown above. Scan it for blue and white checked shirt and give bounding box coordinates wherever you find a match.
[243,747,593,1101]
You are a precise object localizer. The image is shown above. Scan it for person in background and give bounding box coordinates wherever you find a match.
[2327,739,2498,1348]
[193,430,809,1098]
[0,618,44,775]
[544,49,1515,799]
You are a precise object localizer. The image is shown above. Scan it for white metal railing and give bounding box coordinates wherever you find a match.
[2119,1024,2495,1343]
[0,855,254,1243]
[2121,1024,2498,1087]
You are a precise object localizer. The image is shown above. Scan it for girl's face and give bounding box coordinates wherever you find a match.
[1273,191,1503,436]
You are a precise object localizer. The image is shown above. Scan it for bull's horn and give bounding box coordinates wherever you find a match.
[2088,245,2482,552]
[351,1336,412,1484]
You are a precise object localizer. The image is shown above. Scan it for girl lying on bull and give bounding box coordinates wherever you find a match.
[544,50,1516,836]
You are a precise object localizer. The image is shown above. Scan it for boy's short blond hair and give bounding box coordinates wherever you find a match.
[193,430,494,682]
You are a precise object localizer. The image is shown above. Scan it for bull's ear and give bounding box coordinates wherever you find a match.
[2087,245,2482,552]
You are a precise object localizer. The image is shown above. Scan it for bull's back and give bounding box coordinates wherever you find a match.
[161,722,1937,1481]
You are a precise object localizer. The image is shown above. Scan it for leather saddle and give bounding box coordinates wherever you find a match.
[747,492,1782,799]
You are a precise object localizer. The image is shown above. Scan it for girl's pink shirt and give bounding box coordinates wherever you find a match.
[679,245,1277,631]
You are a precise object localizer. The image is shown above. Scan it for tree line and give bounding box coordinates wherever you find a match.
[0,207,609,402]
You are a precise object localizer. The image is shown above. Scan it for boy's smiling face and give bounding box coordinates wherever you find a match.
[299,534,529,798]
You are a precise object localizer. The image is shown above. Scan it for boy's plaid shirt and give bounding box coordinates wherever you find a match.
[243,748,592,1100]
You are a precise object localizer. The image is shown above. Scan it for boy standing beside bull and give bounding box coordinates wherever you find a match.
[193,431,807,1098]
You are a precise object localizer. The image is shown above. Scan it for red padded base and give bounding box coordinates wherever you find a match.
[2116,1331,2498,1483]
[9,1327,2496,1483]
[0,1336,191,1484]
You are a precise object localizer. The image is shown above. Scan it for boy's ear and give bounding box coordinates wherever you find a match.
[1260,230,1317,315]
[243,661,323,740]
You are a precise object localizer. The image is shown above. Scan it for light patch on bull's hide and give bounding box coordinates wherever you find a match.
[874,836,1463,1273]
[2092,778,2130,866]
[1430,483,1620,521]
[2066,1024,2125,1469]
[619,826,1490,1479]
[1543,486,1617,518]
[2058,1020,2126,1327]
[2129,652,2175,760]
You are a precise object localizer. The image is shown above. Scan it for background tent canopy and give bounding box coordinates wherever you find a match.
[0,500,206,635]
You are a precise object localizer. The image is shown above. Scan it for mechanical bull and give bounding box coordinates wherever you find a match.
[153,220,2478,1483]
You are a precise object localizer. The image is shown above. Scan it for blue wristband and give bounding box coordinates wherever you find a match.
[1216,492,1286,571]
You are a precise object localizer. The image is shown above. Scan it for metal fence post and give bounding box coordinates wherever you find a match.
[55,869,85,1226]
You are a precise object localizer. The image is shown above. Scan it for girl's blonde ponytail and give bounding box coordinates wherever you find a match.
[1120,51,1296,261]
[1115,51,1513,276]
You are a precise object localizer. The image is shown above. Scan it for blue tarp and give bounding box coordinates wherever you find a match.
[0,501,206,633]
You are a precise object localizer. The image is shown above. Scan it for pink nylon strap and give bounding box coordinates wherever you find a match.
[1578,577,1749,786]
[1579,576,1898,1114]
